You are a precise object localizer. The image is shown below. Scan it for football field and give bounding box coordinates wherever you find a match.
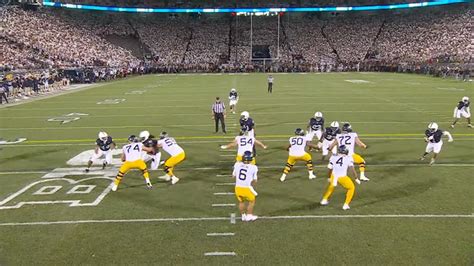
[0,72,472,265]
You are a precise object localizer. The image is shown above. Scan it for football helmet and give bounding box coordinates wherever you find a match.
[231,88,236,92]
[240,111,249,120]
[243,151,253,162]
[295,128,305,136]
[139,130,150,141]
[462,96,469,102]
[337,145,349,155]
[428,122,438,132]
[128,135,138,143]
[98,131,108,141]
[159,131,168,139]
[342,123,352,132]
[314,112,323,119]
[330,121,339,129]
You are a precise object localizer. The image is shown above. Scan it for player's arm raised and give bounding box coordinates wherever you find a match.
[255,139,267,149]
[355,137,367,149]
[221,139,237,149]
[443,131,454,142]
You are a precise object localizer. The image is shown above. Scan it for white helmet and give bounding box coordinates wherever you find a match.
[314,112,323,119]
[428,122,438,132]
[330,121,339,128]
[98,131,108,141]
[462,96,469,102]
[241,111,249,120]
[139,130,150,141]
[231,88,236,92]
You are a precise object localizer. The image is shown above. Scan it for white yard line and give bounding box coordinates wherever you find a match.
[204,252,237,256]
[215,183,235,186]
[206,233,235,236]
[0,214,471,226]
[213,192,235,196]
[216,174,232,177]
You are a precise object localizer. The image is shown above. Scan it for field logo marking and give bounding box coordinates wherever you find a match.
[345,80,371,83]
[96,99,126,105]
[0,176,113,210]
[67,149,123,166]
[47,113,88,124]
[0,138,27,145]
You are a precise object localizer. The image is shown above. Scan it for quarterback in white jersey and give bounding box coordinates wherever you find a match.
[280,128,319,182]
[112,135,153,191]
[233,151,259,222]
[329,122,369,181]
[220,127,267,164]
[320,145,358,210]
[156,132,186,185]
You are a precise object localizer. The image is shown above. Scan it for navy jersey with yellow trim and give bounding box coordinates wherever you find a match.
[309,117,324,131]
[96,136,114,151]
[240,117,255,131]
[323,127,341,141]
[425,129,443,143]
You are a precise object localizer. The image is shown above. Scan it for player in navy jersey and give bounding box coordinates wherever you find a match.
[139,130,162,170]
[307,112,324,150]
[319,121,341,161]
[240,111,257,155]
[85,131,115,172]
[229,88,239,114]
[451,96,472,128]
[420,122,453,165]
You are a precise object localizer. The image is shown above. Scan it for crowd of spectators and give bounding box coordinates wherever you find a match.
[1,4,471,79]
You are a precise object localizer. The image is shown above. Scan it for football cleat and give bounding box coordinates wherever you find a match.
[158,175,171,181]
[146,182,153,189]
[359,176,370,182]
[171,176,180,185]
[111,183,118,192]
[280,174,286,182]
[468,124,473,128]
[241,214,247,221]
[309,172,316,180]
[342,204,350,210]
[320,199,329,206]
[246,214,258,221]
[429,158,436,165]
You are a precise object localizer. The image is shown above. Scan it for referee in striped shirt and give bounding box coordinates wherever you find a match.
[211,97,226,134]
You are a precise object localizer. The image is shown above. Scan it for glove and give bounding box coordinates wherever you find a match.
[355,179,361,185]
[220,145,227,149]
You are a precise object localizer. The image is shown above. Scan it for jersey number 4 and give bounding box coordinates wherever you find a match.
[335,157,344,167]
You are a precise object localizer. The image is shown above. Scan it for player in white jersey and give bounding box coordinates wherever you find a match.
[320,145,359,210]
[233,151,259,222]
[228,88,239,114]
[329,122,369,181]
[112,135,154,191]
[220,127,267,164]
[280,128,319,182]
[156,132,185,185]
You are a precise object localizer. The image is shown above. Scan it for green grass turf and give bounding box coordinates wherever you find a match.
[0,72,473,265]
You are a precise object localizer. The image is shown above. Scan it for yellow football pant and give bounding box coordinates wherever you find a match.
[235,187,256,202]
[163,152,186,176]
[322,175,355,205]
[352,153,366,173]
[235,155,256,165]
[283,153,313,174]
[114,159,149,186]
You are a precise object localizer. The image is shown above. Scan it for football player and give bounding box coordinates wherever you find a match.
[329,123,369,181]
[220,127,267,164]
[139,130,162,170]
[157,132,186,185]
[280,128,319,182]
[112,135,153,191]
[320,121,341,161]
[306,112,324,150]
[85,131,115,172]
[451,96,472,128]
[233,151,259,222]
[320,145,359,210]
[228,88,239,114]
[420,122,453,165]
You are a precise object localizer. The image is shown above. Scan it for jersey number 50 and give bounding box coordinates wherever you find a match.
[291,137,304,145]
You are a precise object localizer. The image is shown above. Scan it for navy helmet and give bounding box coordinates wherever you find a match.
[338,145,349,155]
[128,135,138,143]
[295,128,305,136]
[243,151,253,162]
[341,122,352,132]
